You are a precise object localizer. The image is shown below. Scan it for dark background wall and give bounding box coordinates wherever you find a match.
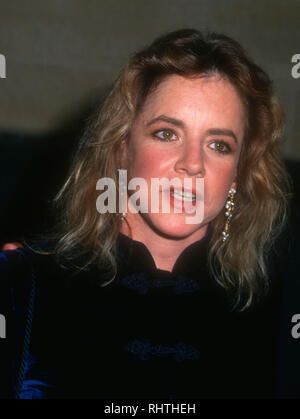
[0,0,300,245]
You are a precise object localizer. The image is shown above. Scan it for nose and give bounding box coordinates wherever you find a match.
[174,143,205,177]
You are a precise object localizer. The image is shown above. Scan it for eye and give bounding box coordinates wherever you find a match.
[210,140,232,155]
[152,128,177,142]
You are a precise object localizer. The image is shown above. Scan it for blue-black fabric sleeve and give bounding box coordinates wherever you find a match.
[0,249,34,398]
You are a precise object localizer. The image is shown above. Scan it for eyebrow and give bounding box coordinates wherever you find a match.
[146,114,238,144]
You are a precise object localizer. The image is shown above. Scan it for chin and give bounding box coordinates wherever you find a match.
[145,213,203,240]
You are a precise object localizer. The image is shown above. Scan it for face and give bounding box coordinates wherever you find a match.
[121,74,246,242]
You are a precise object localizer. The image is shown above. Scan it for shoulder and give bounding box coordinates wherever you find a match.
[0,247,35,315]
[0,242,77,320]
[0,241,106,313]
[0,242,52,289]
[0,242,53,271]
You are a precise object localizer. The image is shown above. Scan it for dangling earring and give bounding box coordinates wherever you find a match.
[222,187,236,242]
[120,212,126,221]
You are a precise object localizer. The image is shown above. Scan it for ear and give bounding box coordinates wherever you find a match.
[231,172,237,191]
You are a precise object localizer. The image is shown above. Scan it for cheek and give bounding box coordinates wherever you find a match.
[128,148,168,179]
[205,164,236,203]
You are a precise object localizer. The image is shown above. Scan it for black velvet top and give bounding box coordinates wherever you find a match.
[0,225,299,399]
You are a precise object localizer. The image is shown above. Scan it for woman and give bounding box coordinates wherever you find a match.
[0,28,294,399]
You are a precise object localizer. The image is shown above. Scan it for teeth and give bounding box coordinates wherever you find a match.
[171,190,196,201]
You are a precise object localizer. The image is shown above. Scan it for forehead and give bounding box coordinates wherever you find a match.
[138,74,247,134]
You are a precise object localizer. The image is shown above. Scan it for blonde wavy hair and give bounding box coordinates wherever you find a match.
[40,28,292,311]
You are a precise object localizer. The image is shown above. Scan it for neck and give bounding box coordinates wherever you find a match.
[120,216,208,272]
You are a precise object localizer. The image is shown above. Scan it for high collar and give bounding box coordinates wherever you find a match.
[116,225,212,278]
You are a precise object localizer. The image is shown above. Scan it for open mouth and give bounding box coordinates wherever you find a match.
[170,188,197,202]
